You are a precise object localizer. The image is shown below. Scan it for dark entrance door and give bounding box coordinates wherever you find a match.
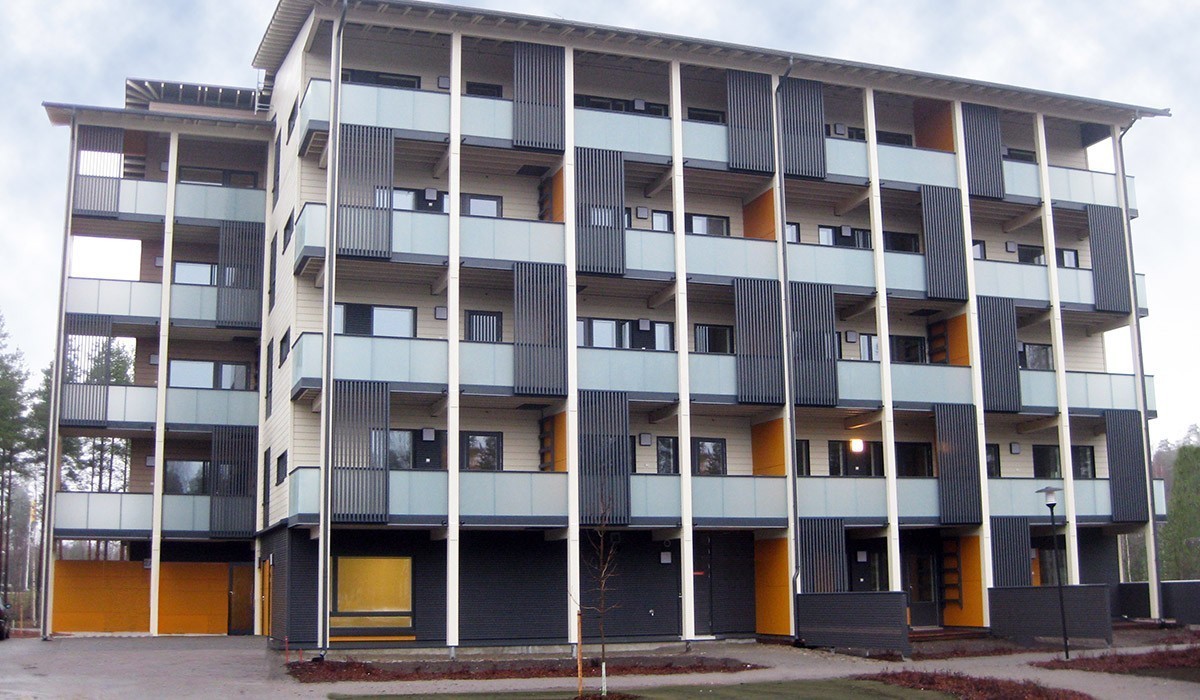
[693,535,713,635]
[901,531,942,627]
[228,563,255,635]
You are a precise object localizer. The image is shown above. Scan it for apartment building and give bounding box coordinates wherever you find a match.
[40,0,1165,652]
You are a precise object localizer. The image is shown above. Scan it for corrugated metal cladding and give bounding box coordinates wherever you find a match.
[990,516,1032,587]
[209,426,258,537]
[934,402,982,525]
[460,532,567,642]
[977,296,1021,412]
[75,126,124,212]
[581,532,680,639]
[575,147,626,275]
[1105,409,1149,522]
[733,278,786,404]
[778,77,826,179]
[788,281,839,407]
[726,70,776,173]
[512,42,565,151]
[331,379,389,523]
[990,585,1112,644]
[961,103,1005,199]
[578,389,632,525]
[1087,205,1132,314]
[693,532,756,636]
[337,124,393,258]
[920,185,969,301]
[61,313,114,425]
[794,592,911,654]
[795,517,848,593]
[216,221,264,328]
[513,262,568,396]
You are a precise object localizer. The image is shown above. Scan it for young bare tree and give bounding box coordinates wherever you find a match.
[583,498,620,697]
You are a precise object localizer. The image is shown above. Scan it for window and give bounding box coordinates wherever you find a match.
[382,430,414,470]
[876,130,914,147]
[685,213,730,237]
[829,440,885,477]
[1033,444,1060,478]
[651,210,674,232]
[262,449,271,529]
[462,432,502,471]
[334,303,416,338]
[819,224,871,249]
[574,93,668,116]
[168,359,250,390]
[578,318,673,351]
[332,556,413,632]
[1057,248,1080,269]
[268,234,277,310]
[178,166,257,189]
[462,193,502,218]
[825,124,866,141]
[656,436,679,475]
[1018,244,1047,265]
[265,345,273,417]
[972,240,987,260]
[1019,342,1054,370]
[465,310,502,343]
[986,443,1001,478]
[174,261,217,286]
[272,133,281,206]
[342,68,420,89]
[287,100,299,141]
[795,439,811,476]
[1004,147,1037,163]
[465,81,503,98]
[392,187,446,212]
[279,330,291,366]
[164,460,209,495]
[283,212,295,249]
[691,438,727,476]
[785,222,800,244]
[1072,445,1095,479]
[275,450,288,485]
[883,231,920,253]
[695,324,734,354]
[891,336,928,364]
[687,107,725,124]
[858,333,880,361]
[895,442,934,477]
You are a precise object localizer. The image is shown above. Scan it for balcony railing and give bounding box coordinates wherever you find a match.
[393,210,450,258]
[459,342,514,389]
[786,243,875,289]
[974,260,1049,301]
[299,79,331,133]
[54,492,153,534]
[162,495,211,532]
[1057,267,1094,306]
[291,333,323,393]
[333,336,449,387]
[289,466,320,518]
[1002,160,1041,199]
[686,234,778,280]
[165,388,258,427]
[897,477,939,519]
[60,384,157,425]
[892,363,972,405]
[342,83,449,133]
[1002,160,1138,209]
[837,361,882,405]
[577,348,678,395]
[293,203,326,269]
[691,475,788,524]
[1020,369,1058,409]
[462,95,513,141]
[883,251,926,293]
[574,109,671,157]
[988,478,1065,517]
[825,138,869,181]
[388,470,449,519]
[174,183,266,223]
[73,175,167,217]
[1066,372,1156,412]
[65,278,161,318]
[689,353,736,398]
[877,144,957,188]
[682,121,728,164]
[624,229,675,274]
[795,477,886,520]
[630,474,681,522]
[460,471,567,523]
[168,284,218,322]
[461,216,565,264]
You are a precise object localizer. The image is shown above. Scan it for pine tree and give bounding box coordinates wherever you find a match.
[0,314,31,599]
[1160,445,1200,580]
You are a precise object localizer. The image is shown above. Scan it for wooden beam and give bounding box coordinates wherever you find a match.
[834,187,871,216]
[543,528,569,542]
[651,528,683,542]
[647,282,676,309]
[844,409,883,430]
[1002,206,1043,233]
[643,166,673,199]
[1016,415,1060,434]
[431,268,449,295]
[838,295,877,321]
[428,394,448,417]
[648,402,679,424]
[1018,309,1052,329]
[432,146,450,180]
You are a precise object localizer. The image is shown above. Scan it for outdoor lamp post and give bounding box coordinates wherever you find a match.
[1037,485,1069,659]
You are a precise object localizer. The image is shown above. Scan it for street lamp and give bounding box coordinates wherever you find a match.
[1037,485,1069,659]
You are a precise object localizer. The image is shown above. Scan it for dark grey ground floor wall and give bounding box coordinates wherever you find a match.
[989,585,1113,644]
[693,531,756,636]
[460,531,568,643]
[1162,580,1200,624]
[794,591,911,655]
[1078,528,1122,614]
[581,530,681,640]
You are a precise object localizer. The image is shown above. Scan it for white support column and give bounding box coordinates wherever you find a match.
[1033,113,1080,584]
[669,60,696,641]
[1110,124,1160,619]
[950,101,995,625]
[563,47,583,646]
[149,131,181,635]
[445,31,464,650]
[863,88,902,591]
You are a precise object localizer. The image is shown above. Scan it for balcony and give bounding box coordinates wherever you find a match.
[54,492,152,536]
[461,216,565,265]
[577,348,677,396]
[65,278,161,319]
[298,79,331,139]
[293,203,327,272]
[60,384,156,427]
[334,336,449,389]
[574,109,671,158]
[825,138,869,182]
[1057,267,1094,306]
[388,470,449,522]
[795,477,886,521]
[460,471,568,525]
[686,234,778,280]
[165,388,258,427]
[462,95,513,142]
[1066,372,1156,413]
[1020,369,1058,410]
[624,229,675,275]
[630,474,681,524]
[391,210,450,259]
[786,244,875,290]
[288,466,320,520]
[459,342,514,392]
[892,363,972,406]
[682,121,727,165]
[168,284,217,323]
[988,478,1065,517]
[883,251,926,294]
[837,360,882,406]
[161,495,210,533]
[689,353,736,399]
[174,183,266,224]
[1002,160,1138,209]
[877,144,957,189]
[692,475,788,526]
[73,175,167,218]
[1002,160,1041,200]
[342,83,449,134]
[974,260,1049,303]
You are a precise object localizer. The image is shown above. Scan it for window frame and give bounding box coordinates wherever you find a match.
[694,324,735,354]
[275,450,288,486]
[691,437,728,476]
[685,213,731,237]
[464,310,503,343]
[173,261,218,286]
[656,436,679,475]
[465,81,503,98]
[985,443,1002,478]
[461,431,503,472]
[828,440,885,477]
[163,459,210,496]
[687,107,726,124]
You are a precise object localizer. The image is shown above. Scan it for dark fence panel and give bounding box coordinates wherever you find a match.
[962,103,1005,199]
[60,313,115,425]
[733,277,785,404]
[934,402,981,525]
[1163,581,1200,624]
[977,295,1021,412]
[513,261,567,396]
[578,389,631,525]
[989,585,1113,643]
[575,147,626,275]
[513,42,565,151]
[1116,582,1151,620]
[1086,204,1132,314]
[726,70,775,173]
[920,184,969,301]
[795,591,911,655]
[990,516,1032,587]
[331,379,389,523]
[779,77,826,179]
[788,281,838,407]
[1106,409,1149,523]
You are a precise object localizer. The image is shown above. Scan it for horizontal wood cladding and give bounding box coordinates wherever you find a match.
[1087,205,1132,314]
[578,389,631,526]
[1105,409,1149,523]
[934,402,982,525]
[779,77,826,179]
[216,221,264,328]
[733,277,785,404]
[513,42,564,151]
[331,379,389,523]
[209,426,258,537]
[337,124,393,258]
[513,262,568,396]
[796,517,848,593]
[920,184,969,301]
[788,281,838,407]
[977,295,1021,412]
[575,147,626,275]
[726,70,775,173]
[962,103,1005,199]
[990,516,1032,587]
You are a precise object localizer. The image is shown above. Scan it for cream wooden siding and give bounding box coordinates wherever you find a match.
[341,30,451,93]
[623,187,674,230]
[461,408,542,472]
[1062,324,1106,372]
[795,411,883,477]
[629,412,679,475]
[689,414,755,476]
[786,203,871,245]
[574,57,669,106]
[459,290,515,342]
[461,173,541,221]
[336,280,448,339]
[683,191,745,238]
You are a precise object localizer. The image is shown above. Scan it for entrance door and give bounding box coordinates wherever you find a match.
[903,551,941,627]
[259,559,272,637]
[693,535,713,635]
[228,563,255,636]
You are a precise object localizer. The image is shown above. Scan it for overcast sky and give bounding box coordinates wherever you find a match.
[1,0,1196,444]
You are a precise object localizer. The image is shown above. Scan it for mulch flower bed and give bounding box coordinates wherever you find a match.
[288,655,762,683]
[861,671,1093,700]
[1031,645,1200,675]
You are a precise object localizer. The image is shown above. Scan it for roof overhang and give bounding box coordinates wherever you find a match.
[44,102,272,139]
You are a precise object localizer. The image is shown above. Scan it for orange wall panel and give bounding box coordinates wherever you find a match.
[158,562,229,634]
[754,538,791,636]
[550,168,565,223]
[53,560,150,633]
[942,536,985,628]
[751,419,786,476]
[946,314,970,367]
[552,411,568,472]
[742,188,776,240]
[913,99,955,153]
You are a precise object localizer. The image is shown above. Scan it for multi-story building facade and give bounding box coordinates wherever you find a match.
[40,0,1166,652]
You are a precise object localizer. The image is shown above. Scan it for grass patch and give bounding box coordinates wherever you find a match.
[331,678,950,699]
[1032,644,1200,682]
[861,671,1092,700]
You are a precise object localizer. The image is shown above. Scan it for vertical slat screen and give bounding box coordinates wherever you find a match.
[733,278,785,404]
[513,262,567,396]
[75,126,124,213]
[778,77,826,179]
[990,516,1032,587]
[920,184,969,301]
[513,42,565,152]
[962,103,1005,199]
[1086,205,1132,314]
[61,313,115,424]
[1106,409,1149,523]
[209,426,258,537]
[934,402,982,525]
[578,389,631,526]
[217,221,265,328]
[788,281,838,407]
[337,124,393,258]
[331,379,390,523]
[726,70,775,173]
[977,295,1021,412]
[795,517,848,593]
[575,147,626,274]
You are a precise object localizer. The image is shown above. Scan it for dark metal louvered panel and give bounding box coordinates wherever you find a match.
[920,184,969,301]
[578,389,631,526]
[726,70,775,173]
[733,277,785,404]
[990,516,1032,587]
[209,426,258,537]
[74,126,125,213]
[337,124,393,258]
[990,585,1112,644]
[216,221,264,328]
[1086,205,1132,314]
[962,103,1005,199]
[60,313,115,424]
[575,147,626,275]
[977,296,1021,412]
[934,402,982,525]
[77,125,124,153]
[331,379,389,523]
[513,262,567,396]
[794,592,911,654]
[788,281,838,407]
[778,77,826,179]
[513,42,565,151]
[795,517,848,593]
[1106,409,1149,523]
[286,528,320,645]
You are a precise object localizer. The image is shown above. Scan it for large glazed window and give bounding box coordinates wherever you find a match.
[691,437,727,475]
[332,556,414,632]
[164,460,209,495]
